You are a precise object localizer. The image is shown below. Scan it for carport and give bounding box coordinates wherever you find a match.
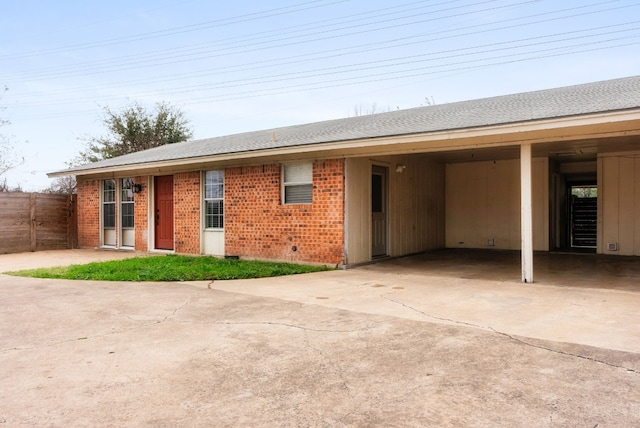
[343,79,640,283]
[366,248,640,293]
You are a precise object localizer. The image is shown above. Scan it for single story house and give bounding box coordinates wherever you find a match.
[49,75,640,282]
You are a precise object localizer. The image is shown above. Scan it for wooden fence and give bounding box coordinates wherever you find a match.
[0,193,77,254]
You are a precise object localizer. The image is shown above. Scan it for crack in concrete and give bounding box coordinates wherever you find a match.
[301,329,359,425]
[1,298,194,354]
[302,329,323,356]
[0,322,150,353]
[160,298,191,322]
[487,327,640,374]
[206,320,377,334]
[380,294,639,375]
[125,298,192,324]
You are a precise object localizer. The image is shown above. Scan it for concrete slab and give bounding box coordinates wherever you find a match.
[204,264,640,354]
[1,249,639,425]
[0,249,142,272]
[1,275,639,427]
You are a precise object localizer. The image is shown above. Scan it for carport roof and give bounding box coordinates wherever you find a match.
[51,75,640,176]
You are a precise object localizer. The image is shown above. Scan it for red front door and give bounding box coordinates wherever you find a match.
[155,175,174,250]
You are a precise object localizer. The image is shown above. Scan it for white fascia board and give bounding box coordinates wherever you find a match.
[52,109,640,178]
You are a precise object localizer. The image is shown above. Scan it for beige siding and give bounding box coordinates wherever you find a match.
[445,158,549,251]
[345,156,445,265]
[345,158,370,264]
[388,155,445,257]
[598,153,640,255]
[533,157,550,251]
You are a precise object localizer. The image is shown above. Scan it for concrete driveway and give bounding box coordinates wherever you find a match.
[0,250,639,426]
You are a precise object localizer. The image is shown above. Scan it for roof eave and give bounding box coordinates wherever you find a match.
[49,109,640,179]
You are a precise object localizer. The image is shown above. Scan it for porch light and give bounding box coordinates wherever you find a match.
[132,183,143,193]
[395,164,406,173]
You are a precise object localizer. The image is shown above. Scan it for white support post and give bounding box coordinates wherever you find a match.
[521,144,534,283]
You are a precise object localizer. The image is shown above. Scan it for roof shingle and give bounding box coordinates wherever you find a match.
[56,75,640,175]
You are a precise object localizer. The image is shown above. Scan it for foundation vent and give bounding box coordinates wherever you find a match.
[607,242,618,251]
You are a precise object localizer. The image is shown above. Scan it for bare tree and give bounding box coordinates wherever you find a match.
[0,86,24,178]
[0,178,23,192]
[42,175,77,194]
[350,102,394,117]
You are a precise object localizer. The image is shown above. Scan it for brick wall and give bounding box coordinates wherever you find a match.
[174,171,201,254]
[77,178,101,248]
[134,176,148,251]
[77,159,345,264]
[225,159,345,265]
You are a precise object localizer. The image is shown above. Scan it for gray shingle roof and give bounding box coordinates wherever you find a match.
[57,75,640,175]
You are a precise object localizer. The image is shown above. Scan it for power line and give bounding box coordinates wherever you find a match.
[0,0,348,60]
[7,0,633,87]
[4,0,639,121]
[8,0,509,80]
[178,38,640,104]
[15,23,640,108]
[9,3,638,106]
[13,36,638,118]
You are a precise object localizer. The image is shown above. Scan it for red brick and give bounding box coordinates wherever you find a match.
[76,159,345,265]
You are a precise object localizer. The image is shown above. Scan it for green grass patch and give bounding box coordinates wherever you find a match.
[5,255,333,281]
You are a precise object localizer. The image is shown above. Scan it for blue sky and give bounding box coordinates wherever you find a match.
[1,0,639,190]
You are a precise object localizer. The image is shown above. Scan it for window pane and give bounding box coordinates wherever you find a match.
[285,184,312,204]
[206,184,223,199]
[103,203,115,228]
[121,178,134,202]
[284,163,312,183]
[103,179,116,202]
[205,171,224,199]
[205,200,224,229]
[372,174,383,213]
[121,202,134,228]
[204,171,224,229]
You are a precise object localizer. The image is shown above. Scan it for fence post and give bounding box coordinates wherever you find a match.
[29,193,37,252]
[68,194,77,249]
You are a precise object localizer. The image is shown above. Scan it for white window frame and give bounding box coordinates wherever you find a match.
[102,178,137,249]
[120,178,135,230]
[102,179,116,230]
[282,162,313,205]
[204,170,224,230]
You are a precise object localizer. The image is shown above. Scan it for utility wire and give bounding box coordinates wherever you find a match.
[16,24,639,107]
[8,0,510,80]
[0,0,348,60]
[15,37,639,121]
[13,35,638,116]
[13,0,633,100]
[4,0,638,120]
[6,0,632,86]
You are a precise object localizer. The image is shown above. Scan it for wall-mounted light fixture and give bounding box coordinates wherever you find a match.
[132,183,143,193]
[395,164,406,173]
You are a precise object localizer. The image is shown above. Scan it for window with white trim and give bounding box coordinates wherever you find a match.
[103,179,116,229]
[282,162,313,204]
[204,170,224,229]
[120,178,135,229]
